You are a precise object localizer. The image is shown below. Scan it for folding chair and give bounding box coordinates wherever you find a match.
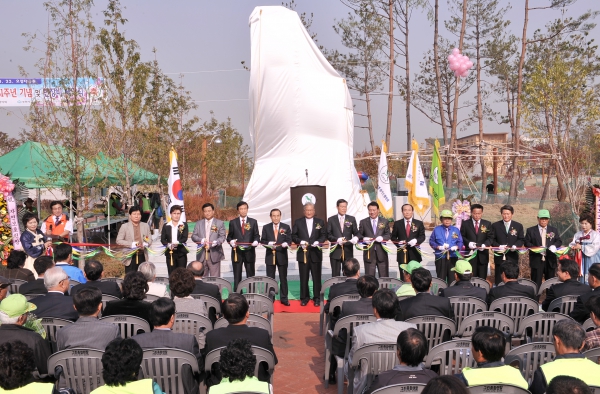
[41,317,73,352]
[424,339,475,375]
[153,276,170,285]
[584,318,597,332]
[144,294,161,302]
[190,294,222,316]
[371,384,427,393]
[431,277,448,295]
[140,348,199,394]
[323,294,361,336]
[101,294,119,312]
[173,312,212,346]
[213,314,272,340]
[456,311,514,338]
[448,296,487,328]
[489,296,538,333]
[504,342,555,383]
[99,315,150,338]
[515,312,573,344]
[99,277,123,286]
[243,293,275,334]
[590,386,600,394]
[48,348,105,394]
[405,315,457,352]
[319,276,347,335]
[203,346,275,387]
[537,277,560,296]
[202,276,233,296]
[348,343,397,394]
[547,295,579,315]
[8,279,27,294]
[449,277,491,294]
[584,347,600,364]
[468,384,531,393]
[378,277,403,292]
[237,276,279,297]
[497,278,538,294]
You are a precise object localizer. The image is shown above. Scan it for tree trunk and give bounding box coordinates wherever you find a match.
[539,168,552,209]
[365,66,376,155]
[434,0,450,187]
[555,161,567,202]
[403,0,412,151]
[475,3,486,198]
[385,0,394,149]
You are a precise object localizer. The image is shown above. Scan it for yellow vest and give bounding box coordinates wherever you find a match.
[90,379,154,394]
[540,357,600,387]
[0,382,54,394]
[462,365,528,389]
[209,377,271,394]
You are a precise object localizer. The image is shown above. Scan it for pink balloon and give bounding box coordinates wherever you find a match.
[452,48,460,55]
[466,61,473,69]
[447,54,454,61]
[460,70,469,77]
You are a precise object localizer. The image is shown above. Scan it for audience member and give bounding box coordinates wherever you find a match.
[170,267,206,316]
[542,259,591,312]
[347,288,417,394]
[18,256,53,296]
[396,261,421,297]
[2,250,35,282]
[102,271,153,328]
[139,262,168,297]
[457,326,528,388]
[547,376,591,394]
[571,263,600,323]
[486,260,536,305]
[0,294,51,376]
[0,341,55,393]
[53,243,86,283]
[91,338,165,394]
[70,260,122,298]
[210,338,272,394]
[29,267,78,321]
[422,376,469,394]
[325,258,361,327]
[439,260,486,301]
[583,295,600,351]
[529,319,600,394]
[56,287,119,351]
[188,261,221,324]
[397,268,455,321]
[365,328,437,393]
[0,277,9,302]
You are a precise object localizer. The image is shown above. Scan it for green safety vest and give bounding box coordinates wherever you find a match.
[0,382,54,394]
[396,283,416,297]
[540,357,600,387]
[209,377,271,394]
[91,379,154,394]
[462,365,528,389]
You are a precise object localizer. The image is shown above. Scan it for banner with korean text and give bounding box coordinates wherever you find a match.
[0,78,104,107]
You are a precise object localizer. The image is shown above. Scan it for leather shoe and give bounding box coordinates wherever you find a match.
[281,300,290,306]
[328,373,336,385]
[313,300,320,307]
[301,300,308,306]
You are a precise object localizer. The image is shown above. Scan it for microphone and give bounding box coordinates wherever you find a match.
[305,169,308,185]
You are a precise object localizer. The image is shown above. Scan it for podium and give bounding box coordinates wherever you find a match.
[290,185,327,224]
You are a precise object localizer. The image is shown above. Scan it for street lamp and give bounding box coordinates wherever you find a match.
[201,133,223,197]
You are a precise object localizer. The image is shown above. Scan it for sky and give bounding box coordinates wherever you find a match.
[0,0,598,154]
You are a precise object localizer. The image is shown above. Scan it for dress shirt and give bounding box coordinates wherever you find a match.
[584,327,600,351]
[171,221,180,244]
[503,220,511,232]
[306,218,313,237]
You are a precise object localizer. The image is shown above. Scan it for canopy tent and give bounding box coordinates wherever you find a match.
[95,152,160,186]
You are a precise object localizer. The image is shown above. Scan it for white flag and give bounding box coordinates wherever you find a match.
[405,140,430,216]
[376,142,393,218]
[167,148,186,222]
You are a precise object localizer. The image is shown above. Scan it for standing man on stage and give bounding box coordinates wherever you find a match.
[525,209,562,289]
[160,205,189,276]
[327,199,359,277]
[292,203,327,307]
[227,201,260,290]
[41,200,73,241]
[391,204,426,268]
[358,201,391,277]
[261,209,292,306]
[491,205,525,285]
[191,203,226,278]
[460,204,494,280]
[429,210,463,282]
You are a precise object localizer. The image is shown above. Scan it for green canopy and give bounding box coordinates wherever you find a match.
[95,152,160,185]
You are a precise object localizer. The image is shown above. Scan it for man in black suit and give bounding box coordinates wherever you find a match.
[70,260,122,298]
[391,203,426,267]
[525,209,563,289]
[19,256,54,296]
[439,260,487,301]
[486,261,537,305]
[292,202,327,306]
[187,261,221,324]
[202,293,277,387]
[571,263,600,323]
[133,298,201,394]
[227,201,260,291]
[542,259,591,312]
[325,258,361,315]
[358,201,391,277]
[30,267,78,321]
[491,205,525,285]
[460,204,494,280]
[261,208,293,306]
[327,199,359,277]
[397,268,455,321]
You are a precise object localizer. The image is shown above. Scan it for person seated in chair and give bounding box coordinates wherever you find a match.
[486,260,536,305]
[139,262,168,298]
[29,267,79,321]
[397,268,455,321]
[324,258,361,326]
[542,259,591,312]
[546,376,592,394]
[2,250,35,282]
[583,295,600,351]
[70,260,122,298]
[102,271,153,329]
[188,261,221,324]
[169,268,206,316]
[439,260,486,301]
[0,341,55,394]
[396,261,421,297]
[18,256,54,296]
[53,243,86,284]
[570,263,600,324]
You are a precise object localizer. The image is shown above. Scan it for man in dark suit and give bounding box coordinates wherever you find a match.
[439,260,487,301]
[134,298,201,394]
[19,256,53,296]
[30,267,78,321]
[261,208,293,306]
[292,202,327,306]
[525,209,563,289]
[391,203,426,267]
[187,261,221,324]
[397,268,455,321]
[542,259,591,312]
[486,261,537,305]
[327,199,359,277]
[358,201,391,277]
[202,294,277,387]
[460,204,494,280]
[491,205,525,285]
[160,204,189,276]
[70,260,122,298]
[571,263,600,323]
[227,201,260,291]
[325,258,361,316]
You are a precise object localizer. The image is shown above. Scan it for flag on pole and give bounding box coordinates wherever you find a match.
[167,148,186,223]
[376,141,393,218]
[405,140,430,216]
[429,139,445,216]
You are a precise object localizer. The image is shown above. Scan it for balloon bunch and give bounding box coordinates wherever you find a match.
[0,174,15,198]
[447,47,473,78]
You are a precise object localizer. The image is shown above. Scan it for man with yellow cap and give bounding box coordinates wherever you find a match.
[525,209,562,288]
[429,210,463,282]
[396,261,421,297]
[439,260,486,301]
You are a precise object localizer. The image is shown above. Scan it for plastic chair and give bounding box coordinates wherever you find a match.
[489,296,538,333]
[424,339,475,375]
[41,317,74,352]
[371,384,427,393]
[100,294,120,312]
[497,278,538,294]
[173,312,212,346]
[468,384,531,393]
[547,295,579,315]
[449,277,491,294]
[203,345,275,382]
[590,386,600,394]
[243,293,275,334]
[584,347,600,364]
[99,315,150,338]
[144,293,161,302]
[319,276,347,335]
[431,277,448,295]
[397,296,414,302]
[8,279,27,294]
[406,315,457,352]
[214,314,272,340]
[515,312,573,343]
[348,343,397,394]
[323,293,361,336]
[153,276,169,285]
[202,276,233,295]
[448,296,487,328]
[190,294,222,316]
[537,277,560,296]
[140,348,200,394]
[99,277,123,286]
[378,277,403,292]
[584,318,597,332]
[504,342,555,383]
[48,348,105,394]
[456,311,515,338]
[236,275,279,296]
[24,293,45,301]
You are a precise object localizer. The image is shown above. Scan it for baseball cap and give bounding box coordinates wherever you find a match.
[399,260,422,274]
[440,210,453,219]
[538,209,550,219]
[0,294,37,318]
[451,260,473,275]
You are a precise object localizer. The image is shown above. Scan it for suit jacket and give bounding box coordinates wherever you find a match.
[191,279,221,324]
[327,214,359,260]
[160,221,189,257]
[0,324,51,376]
[486,281,537,305]
[570,287,600,324]
[525,225,562,269]
[460,219,494,265]
[439,281,487,301]
[102,299,153,329]
[397,292,455,321]
[542,279,591,312]
[19,278,48,295]
[325,278,359,314]
[227,216,260,262]
[191,218,226,263]
[30,292,79,321]
[365,366,438,394]
[358,216,391,263]
[340,298,374,319]
[491,221,525,263]
[56,316,120,351]
[291,217,327,263]
[70,280,122,298]
[391,218,426,263]
[1,267,35,282]
[260,222,293,265]
[116,221,151,266]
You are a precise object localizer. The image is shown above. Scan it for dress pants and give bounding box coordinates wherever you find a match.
[299,255,321,302]
[474,262,488,280]
[493,256,518,285]
[435,255,457,283]
[125,250,146,274]
[232,250,255,292]
[330,258,342,277]
[266,260,288,303]
[166,250,188,276]
[365,259,389,277]
[530,262,557,289]
[197,253,221,278]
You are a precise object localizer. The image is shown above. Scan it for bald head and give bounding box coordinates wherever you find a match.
[187,261,205,278]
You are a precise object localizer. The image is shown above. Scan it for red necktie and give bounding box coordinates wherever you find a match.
[242,218,246,235]
[406,221,410,237]
[475,221,479,234]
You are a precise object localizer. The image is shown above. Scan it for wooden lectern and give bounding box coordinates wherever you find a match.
[290,185,327,224]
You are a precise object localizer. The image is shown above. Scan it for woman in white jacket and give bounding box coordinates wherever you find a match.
[570,214,600,283]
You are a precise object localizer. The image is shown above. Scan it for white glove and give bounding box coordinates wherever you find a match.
[281,242,289,248]
[337,237,344,245]
[548,245,557,253]
[443,243,449,249]
[167,243,172,249]
[350,236,358,245]
[438,245,447,251]
[363,237,372,243]
[312,241,319,247]
[478,247,486,251]
[142,242,149,247]
[251,241,259,247]
[408,239,417,247]
[230,240,237,247]
[511,245,517,251]
[569,242,576,247]
[375,236,383,243]
[450,246,458,251]
[300,240,307,246]
[469,242,477,249]
[498,245,507,250]
[212,240,218,247]
[200,238,206,246]
[268,241,275,246]
[131,242,138,248]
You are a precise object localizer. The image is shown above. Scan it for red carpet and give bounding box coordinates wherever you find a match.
[274,300,320,313]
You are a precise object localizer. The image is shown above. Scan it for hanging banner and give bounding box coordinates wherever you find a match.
[376,141,393,218]
[405,140,430,216]
[0,78,104,107]
[6,194,22,250]
[594,187,600,230]
[167,148,186,223]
